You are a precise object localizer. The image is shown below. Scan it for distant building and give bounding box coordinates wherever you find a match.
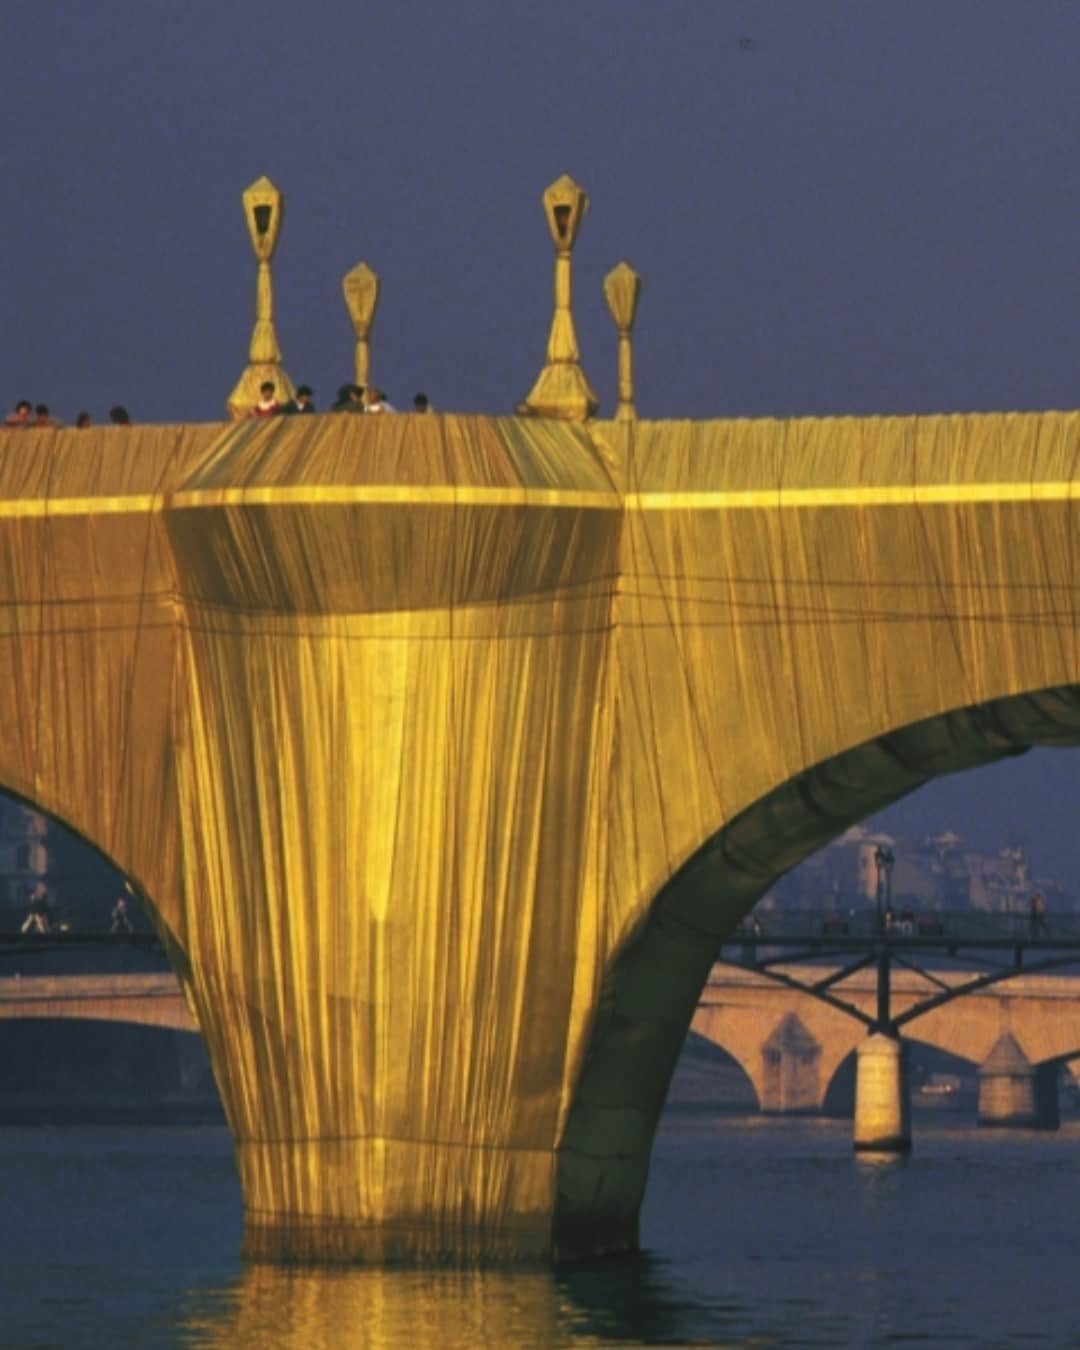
[769,824,1067,914]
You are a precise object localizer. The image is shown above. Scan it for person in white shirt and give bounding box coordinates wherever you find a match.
[252,381,281,417]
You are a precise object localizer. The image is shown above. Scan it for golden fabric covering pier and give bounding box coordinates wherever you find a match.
[0,410,1077,1260]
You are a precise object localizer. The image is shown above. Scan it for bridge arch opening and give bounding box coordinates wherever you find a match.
[555,683,1080,1247]
[668,1030,760,1113]
[0,788,213,1125]
[0,785,176,954]
[0,1019,223,1124]
[823,1041,979,1119]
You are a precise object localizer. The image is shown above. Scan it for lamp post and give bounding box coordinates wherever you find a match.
[874,845,895,934]
[603,262,642,422]
[226,176,295,419]
[342,262,380,392]
[519,174,599,420]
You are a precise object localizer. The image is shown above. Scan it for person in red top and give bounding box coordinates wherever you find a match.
[4,400,32,427]
[252,381,281,417]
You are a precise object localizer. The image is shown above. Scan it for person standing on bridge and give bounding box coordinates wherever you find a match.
[282,385,316,414]
[331,383,365,412]
[19,886,50,935]
[110,895,134,934]
[252,381,281,417]
[1029,890,1047,937]
[4,400,32,428]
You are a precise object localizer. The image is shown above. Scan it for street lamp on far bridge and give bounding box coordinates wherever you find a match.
[874,845,895,934]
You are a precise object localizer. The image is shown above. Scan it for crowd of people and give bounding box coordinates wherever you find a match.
[4,400,131,429]
[2,385,434,427]
[248,381,432,417]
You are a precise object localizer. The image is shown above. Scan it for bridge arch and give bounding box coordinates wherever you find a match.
[822,1040,980,1117]
[554,684,1080,1246]
[675,1028,761,1112]
[0,783,187,965]
[0,1015,220,1123]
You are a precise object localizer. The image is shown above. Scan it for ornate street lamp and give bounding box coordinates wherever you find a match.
[226,176,295,419]
[342,262,381,392]
[603,262,642,422]
[519,174,599,420]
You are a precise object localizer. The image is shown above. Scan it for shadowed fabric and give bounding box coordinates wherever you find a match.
[0,410,1076,1260]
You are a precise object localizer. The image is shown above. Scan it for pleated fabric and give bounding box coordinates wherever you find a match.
[0,410,1075,1260]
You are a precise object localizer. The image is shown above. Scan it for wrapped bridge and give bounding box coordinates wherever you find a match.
[0,409,1077,1260]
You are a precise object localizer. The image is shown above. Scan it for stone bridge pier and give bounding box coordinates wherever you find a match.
[977,1035,1061,1129]
[853,1030,1063,1144]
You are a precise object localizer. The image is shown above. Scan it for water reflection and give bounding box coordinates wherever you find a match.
[178,1265,571,1348]
[557,1251,747,1344]
[174,1252,742,1349]
[853,1148,910,1177]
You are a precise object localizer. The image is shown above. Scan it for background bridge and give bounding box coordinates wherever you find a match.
[702,912,1080,1146]
[696,962,1080,1130]
[4,953,1078,1143]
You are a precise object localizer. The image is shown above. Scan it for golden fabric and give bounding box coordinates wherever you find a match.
[226,176,294,419]
[0,411,1076,1261]
[521,176,597,420]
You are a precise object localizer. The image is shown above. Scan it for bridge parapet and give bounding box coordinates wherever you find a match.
[0,973,195,1032]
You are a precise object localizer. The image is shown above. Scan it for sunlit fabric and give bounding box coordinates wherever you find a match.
[0,411,1076,1261]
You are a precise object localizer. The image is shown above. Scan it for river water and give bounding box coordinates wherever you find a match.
[1,1111,1078,1348]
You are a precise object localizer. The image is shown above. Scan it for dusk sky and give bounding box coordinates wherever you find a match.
[2,1,1077,886]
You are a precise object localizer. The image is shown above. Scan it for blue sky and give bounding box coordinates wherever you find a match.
[6,1,1080,423]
